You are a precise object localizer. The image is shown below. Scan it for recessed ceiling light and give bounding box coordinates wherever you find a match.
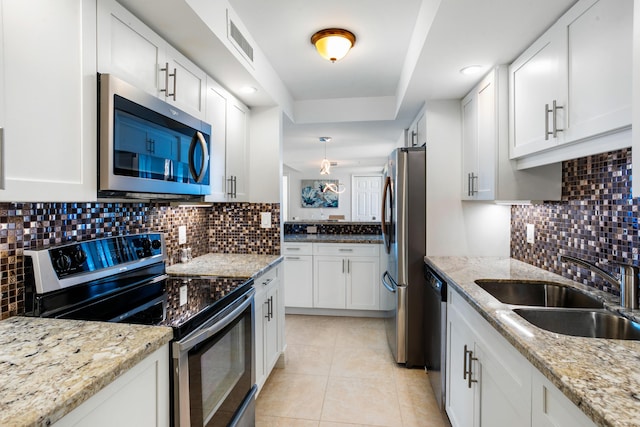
[459,65,484,75]
[240,86,257,94]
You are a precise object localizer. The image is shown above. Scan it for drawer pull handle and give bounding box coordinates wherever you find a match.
[339,248,353,252]
[286,256,301,260]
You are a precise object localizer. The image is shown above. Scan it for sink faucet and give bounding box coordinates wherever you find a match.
[560,255,639,310]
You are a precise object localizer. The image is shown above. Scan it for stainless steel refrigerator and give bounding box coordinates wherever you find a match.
[380,146,426,367]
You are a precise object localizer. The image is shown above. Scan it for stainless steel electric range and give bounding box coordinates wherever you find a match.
[24,233,256,427]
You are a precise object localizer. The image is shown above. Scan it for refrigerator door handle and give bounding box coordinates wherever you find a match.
[381,271,397,293]
[381,176,393,254]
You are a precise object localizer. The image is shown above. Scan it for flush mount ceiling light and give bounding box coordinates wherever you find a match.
[311,28,356,63]
[239,85,257,94]
[319,136,332,175]
[459,65,484,75]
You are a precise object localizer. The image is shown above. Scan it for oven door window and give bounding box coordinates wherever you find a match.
[188,307,252,427]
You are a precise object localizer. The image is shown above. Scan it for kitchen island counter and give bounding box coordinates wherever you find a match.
[166,253,282,278]
[425,256,640,427]
[0,316,172,427]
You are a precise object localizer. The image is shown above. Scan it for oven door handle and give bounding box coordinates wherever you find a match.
[175,287,255,352]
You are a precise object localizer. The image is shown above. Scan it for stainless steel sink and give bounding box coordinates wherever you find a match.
[475,280,604,309]
[513,308,640,340]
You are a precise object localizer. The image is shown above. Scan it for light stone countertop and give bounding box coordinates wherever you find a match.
[166,253,283,278]
[0,317,173,427]
[425,256,640,427]
[283,234,383,244]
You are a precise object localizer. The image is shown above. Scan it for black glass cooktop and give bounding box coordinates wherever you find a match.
[160,276,252,340]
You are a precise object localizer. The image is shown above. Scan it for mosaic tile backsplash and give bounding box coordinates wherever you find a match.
[511,148,636,295]
[0,202,280,319]
[284,222,381,235]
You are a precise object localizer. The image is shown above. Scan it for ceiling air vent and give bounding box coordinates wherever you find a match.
[228,18,254,63]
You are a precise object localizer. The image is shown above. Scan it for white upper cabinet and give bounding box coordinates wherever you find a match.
[226,101,250,201]
[0,0,97,202]
[205,81,228,201]
[204,80,250,202]
[510,25,566,158]
[461,67,561,202]
[97,0,206,120]
[510,0,632,163]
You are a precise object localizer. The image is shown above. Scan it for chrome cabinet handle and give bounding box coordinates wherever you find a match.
[338,248,353,252]
[347,259,350,274]
[160,63,176,100]
[552,100,563,137]
[286,256,301,260]
[342,259,345,273]
[463,344,469,380]
[464,345,478,388]
[171,67,177,101]
[545,103,552,140]
[467,173,478,196]
[262,278,273,286]
[161,62,170,98]
[545,100,563,140]
[264,299,270,319]
[227,176,237,198]
[286,247,301,251]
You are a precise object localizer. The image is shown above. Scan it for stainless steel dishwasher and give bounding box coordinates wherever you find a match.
[424,264,447,412]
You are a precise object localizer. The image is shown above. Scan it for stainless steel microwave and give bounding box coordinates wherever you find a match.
[98,74,211,198]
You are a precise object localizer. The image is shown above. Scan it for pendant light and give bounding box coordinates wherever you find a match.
[311,29,356,63]
[322,182,346,194]
[319,137,332,175]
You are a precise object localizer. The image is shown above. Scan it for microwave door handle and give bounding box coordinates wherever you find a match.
[188,131,210,183]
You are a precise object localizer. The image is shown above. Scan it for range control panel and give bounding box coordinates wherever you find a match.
[47,234,164,278]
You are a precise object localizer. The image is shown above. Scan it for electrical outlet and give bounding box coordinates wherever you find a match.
[180,285,188,306]
[526,224,535,244]
[178,225,187,245]
[260,212,272,229]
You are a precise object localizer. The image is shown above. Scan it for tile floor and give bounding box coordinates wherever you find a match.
[256,314,449,427]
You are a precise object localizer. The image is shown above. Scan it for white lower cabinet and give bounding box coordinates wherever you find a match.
[446,288,595,427]
[55,345,169,427]
[531,370,595,427]
[254,264,284,392]
[282,243,314,308]
[313,244,380,310]
[283,242,382,312]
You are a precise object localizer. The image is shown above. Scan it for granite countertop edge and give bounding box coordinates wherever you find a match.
[0,317,173,427]
[166,253,283,278]
[425,256,640,427]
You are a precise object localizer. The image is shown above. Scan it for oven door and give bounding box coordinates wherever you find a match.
[173,287,255,427]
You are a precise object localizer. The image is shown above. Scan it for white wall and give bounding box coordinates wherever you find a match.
[284,165,383,221]
[425,100,510,256]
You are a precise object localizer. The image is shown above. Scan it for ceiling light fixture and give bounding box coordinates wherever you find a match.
[322,182,346,194]
[459,65,483,75]
[319,136,332,175]
[311,28,356,63]
[240,85,257,94]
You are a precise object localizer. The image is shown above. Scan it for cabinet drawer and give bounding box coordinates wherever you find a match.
[255,266,278,289]
[282,242,313,256]
[313,243,380,257]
